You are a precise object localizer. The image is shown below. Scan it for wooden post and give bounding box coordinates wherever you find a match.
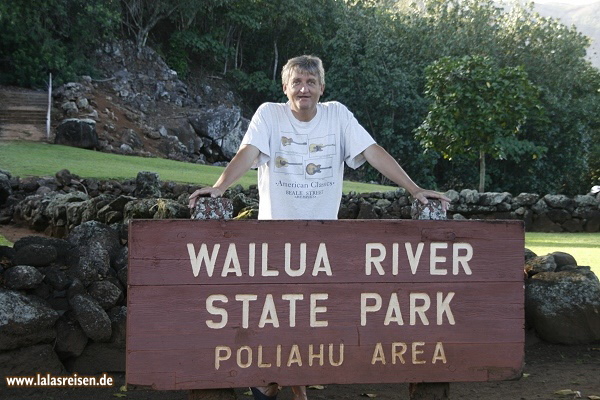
[409,198,450,400]
[46,72,52,141]
[189,197,236,400]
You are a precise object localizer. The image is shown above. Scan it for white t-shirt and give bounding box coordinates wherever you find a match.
[240,101,376,220]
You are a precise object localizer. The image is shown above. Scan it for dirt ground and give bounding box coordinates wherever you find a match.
[1,224,600,400]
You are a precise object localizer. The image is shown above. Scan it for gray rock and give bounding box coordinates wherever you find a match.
[190,197,233,220]
[411,199,447,220]
[479,192,512,206]
[54,118,99,149]
[574,194,598,207]
[444,190,460,204]
[152,198,189,219]
[134,171,161,198]
[66,342,125,374]
[3,265,44,290]
[88,281,123,310]
[108,306,127,345]
[0,171,11,205]
[188,105,249,159]
[513,193,540,207]
[544,194,575,210]
[54,317,88,359]
[526,268,600,344]
[551,252,578,270]
[524,248,537,262]
[0,289,59,350]
[43,266,72,290]
[460,189,480,204]
[67,221,121,263]
[525,255,557,276]
[70,294,112,342]
[531,199,549,214]
[12,244,57,267]
[0,344,66,378]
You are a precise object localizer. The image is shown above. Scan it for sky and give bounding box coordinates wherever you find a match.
[532,0,599,4]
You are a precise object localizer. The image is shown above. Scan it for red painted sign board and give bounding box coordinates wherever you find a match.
[126,219,524,390]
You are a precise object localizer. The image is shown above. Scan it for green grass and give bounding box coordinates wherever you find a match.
[0,141,396,194]
[525,232,600,277]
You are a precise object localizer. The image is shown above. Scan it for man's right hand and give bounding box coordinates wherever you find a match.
[188,187,224,209]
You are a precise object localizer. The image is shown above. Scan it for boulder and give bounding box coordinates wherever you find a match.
[0,344,66,378]
[526,267,600,344]
[66,221,121,263]
[54,316,88,359]
[70,294,112,342]
[188,105,249,159]
[54,118,99,149]
[0,289,59,350]
[65,342,124,374]
[11,244,57,267]
[88,281,123,310]
[0,170,11,205]
[191,197,233,220]
[134,171,161,198]
[525,255,557,276]
[3,265,44,290]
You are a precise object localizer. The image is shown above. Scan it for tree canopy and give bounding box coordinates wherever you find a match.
[0,0,598,195]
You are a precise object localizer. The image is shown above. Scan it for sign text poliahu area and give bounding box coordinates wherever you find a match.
[126,219,524,390]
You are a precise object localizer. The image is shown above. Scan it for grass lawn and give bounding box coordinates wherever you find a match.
[525,232,600,277]
[0,141,397,194]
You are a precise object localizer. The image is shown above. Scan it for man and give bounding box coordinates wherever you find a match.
[189,55,449,399]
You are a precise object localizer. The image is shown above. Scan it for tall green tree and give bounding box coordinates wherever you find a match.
[415,55,545,192]
[0,0,120,87]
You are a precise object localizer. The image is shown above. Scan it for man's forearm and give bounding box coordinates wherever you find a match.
[362,144,420,195]
[212,144,260,192]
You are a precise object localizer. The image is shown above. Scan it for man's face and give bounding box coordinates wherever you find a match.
[283,69,324,120]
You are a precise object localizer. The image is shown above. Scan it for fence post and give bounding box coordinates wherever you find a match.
[188,196,236,400]
[409,198,450,400]
[46,73,53,140]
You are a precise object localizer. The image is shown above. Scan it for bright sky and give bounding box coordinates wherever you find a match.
[532,0,599,4]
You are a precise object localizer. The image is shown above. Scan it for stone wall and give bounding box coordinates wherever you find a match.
[1,169,599,235]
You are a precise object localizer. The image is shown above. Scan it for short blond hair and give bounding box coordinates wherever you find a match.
[281,55,325,86]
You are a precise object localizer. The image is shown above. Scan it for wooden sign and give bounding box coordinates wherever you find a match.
[126,219,524,390]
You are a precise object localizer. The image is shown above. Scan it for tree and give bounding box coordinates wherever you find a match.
[415,55,545,192]
[0,0,120,87]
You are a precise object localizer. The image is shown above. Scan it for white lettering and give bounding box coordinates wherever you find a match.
[453,243,473,275]
[206,294,228,329]
[235,294,258,328]
[430,242,448,275]
[410,293,431,326]
[310,293,328,327]
[365,243,386,275]
[312,243,332,276]
[361,293,382,326]
[222,244,242,277]
[187,243,220,277]
[285,243,307,276]
[258,294,279,328]
[406,242,424,274]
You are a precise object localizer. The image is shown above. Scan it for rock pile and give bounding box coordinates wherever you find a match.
[525,251,600,344]
[51,40,249,164]
[0,221,127,377]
